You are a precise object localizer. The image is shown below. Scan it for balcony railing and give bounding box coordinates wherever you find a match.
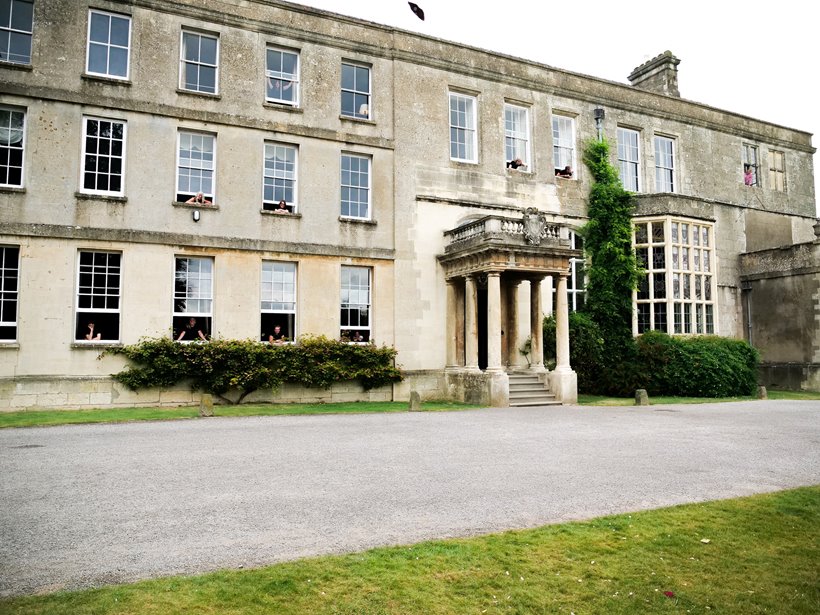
[444,212,564,251]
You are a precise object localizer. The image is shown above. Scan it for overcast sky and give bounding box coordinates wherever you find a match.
[289,0,818,216]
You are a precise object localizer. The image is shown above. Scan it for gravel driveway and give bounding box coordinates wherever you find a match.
[1,400,819,596]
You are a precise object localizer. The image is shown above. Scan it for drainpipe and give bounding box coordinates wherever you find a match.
[740,280,753,345]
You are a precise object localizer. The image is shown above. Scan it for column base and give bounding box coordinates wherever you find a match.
[548,369,578,404]
[445,368,509,407]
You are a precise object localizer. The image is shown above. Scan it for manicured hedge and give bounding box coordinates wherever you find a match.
[635,331,759,398]
[106,335,402,404]
[544,319,759,398]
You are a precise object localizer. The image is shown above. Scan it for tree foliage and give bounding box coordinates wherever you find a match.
[542,312,605,392]
[106,335,403,404]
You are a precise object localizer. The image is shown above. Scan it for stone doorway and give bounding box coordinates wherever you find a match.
[437,210,581,405]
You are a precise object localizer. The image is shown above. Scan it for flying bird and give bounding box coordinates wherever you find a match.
[408,2,425,21]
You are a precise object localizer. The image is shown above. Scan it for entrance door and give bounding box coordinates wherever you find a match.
[477,286,487,370]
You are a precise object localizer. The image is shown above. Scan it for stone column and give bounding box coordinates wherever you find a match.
[555,273,571,372]
[548,272,577,404]
[445,279,458,368]
[486,272,502,371]
[464,274,479,370]
[529,276,544,371]
[507,280,522,367]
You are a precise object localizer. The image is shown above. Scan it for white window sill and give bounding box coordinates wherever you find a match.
[81,73,131,86]
[75,192,127,203]
[339,216,376,225]
[71,342,122,349]
[176,88,221,100]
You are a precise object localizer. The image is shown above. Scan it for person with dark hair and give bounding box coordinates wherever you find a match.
[268,325,286,344]
[177,317,207,341]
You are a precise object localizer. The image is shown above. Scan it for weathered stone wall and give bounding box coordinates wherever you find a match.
[1,0,816,407]
[740,241,820,367]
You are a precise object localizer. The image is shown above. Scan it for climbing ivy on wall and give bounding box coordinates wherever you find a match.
[578,139,643,394]
[581,138,642,350]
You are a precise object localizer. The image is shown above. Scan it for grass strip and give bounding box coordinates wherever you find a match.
[1,390,816,429]
[578,389,820,406]
[1,486,817,614]
[0,401,478,429]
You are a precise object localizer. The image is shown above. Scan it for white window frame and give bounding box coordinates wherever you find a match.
[768,149,786,192]
[340,152,371,220]
[81,116,127,196]
[176,130,215,203]
[0,245,20,342]
[266,46,299,106]
[179,30,219,94]
[75,250,121,343]
[742,143,759,187]
[654,135,675,193]
[86,9,131,80]
[341,61,371,119]
[552,114,576,178]
[0,106,25,188]
[633,217,716,336]
[449,92,477,163]
[504,103,530,169]
[261,261,297,343]
[0,0,33,65]
[263,142,297,212]
[617,127,641,192]
[340,265,371,342]
[173,256,213,341]
[567,231,585,311]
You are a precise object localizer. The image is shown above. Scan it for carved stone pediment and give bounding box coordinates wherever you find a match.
[522,208,548,245]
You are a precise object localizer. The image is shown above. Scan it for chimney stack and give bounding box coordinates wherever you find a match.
[628,51,681,97]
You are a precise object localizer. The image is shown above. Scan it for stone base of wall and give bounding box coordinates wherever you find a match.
[444,369,509,407]
[392,370,448,401]
[0,376,397,411]
[758,363,820,392]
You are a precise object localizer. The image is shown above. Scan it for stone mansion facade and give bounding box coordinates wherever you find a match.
[1,0,817,410]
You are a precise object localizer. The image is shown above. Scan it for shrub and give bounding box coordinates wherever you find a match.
[106,335,403,404]
[543,312,606,393]
[545,319,758,397]
[635,331,759,397]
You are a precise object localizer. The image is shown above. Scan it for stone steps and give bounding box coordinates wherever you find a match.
[508,373,560,407]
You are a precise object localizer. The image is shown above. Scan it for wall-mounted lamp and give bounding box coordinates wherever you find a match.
[192,209,200,222]
[593,107,605,141]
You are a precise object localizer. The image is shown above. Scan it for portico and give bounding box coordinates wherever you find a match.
[438,209,580,406]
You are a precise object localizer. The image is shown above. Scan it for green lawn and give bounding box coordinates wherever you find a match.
[0,401,478,429]
[1,389,817,429]
[2,487,817,614]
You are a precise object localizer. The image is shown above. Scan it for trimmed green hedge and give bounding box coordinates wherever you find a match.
[636,331,759,397]
[106,335,403,404]
[544,319,759,397]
